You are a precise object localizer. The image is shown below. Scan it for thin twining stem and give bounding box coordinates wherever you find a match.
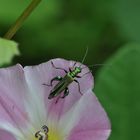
[4,0,42,39]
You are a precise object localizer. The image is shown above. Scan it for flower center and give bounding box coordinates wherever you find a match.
[34,125,63,140]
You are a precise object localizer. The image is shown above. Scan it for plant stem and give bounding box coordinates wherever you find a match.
[4,0,42,39]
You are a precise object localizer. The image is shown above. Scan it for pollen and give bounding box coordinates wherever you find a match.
[48,128,63,140]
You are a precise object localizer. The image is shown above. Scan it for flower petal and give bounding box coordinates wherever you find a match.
[0,123,25,140]
[0,64,29,128]
[24,58,93,122]
[0,129,16,140]
[59,90,111,140]
[68,130,111,140]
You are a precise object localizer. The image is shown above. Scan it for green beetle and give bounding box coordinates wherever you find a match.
[43,48,90,102]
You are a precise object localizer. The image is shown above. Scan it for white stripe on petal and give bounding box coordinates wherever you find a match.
[24,66,47,129]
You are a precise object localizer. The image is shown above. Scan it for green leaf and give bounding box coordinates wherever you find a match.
[95,43,140,140]
[0,38,19,66]
[111,0,140,41]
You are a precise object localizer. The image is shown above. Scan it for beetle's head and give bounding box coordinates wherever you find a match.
[75,67,82,73]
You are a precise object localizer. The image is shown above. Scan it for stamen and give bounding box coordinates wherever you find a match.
[35,125,49,140]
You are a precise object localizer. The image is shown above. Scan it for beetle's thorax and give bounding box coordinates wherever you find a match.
[69,67,81,78]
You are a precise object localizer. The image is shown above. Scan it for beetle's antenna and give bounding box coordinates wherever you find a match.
[81,64,112,69]
[88,64,112,67]
[81,47,88,64]
[79,47,89,68]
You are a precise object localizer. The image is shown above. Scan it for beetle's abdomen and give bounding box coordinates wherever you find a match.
[48,75,73,99]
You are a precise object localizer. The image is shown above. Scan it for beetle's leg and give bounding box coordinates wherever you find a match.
[74,79,83,95]
[61,87,69,98]
[43,76,62,86]
[75,75,82,78]
[73,61,77,67]
[51,61,68,73]
[69,67,72,72]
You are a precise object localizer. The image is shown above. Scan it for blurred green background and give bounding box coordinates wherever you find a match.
[0,0,140,139]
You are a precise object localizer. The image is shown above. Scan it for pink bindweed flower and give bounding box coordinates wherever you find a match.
[0,58,111,140]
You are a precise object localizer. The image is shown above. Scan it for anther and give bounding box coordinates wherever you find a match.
[35,125,49,140]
